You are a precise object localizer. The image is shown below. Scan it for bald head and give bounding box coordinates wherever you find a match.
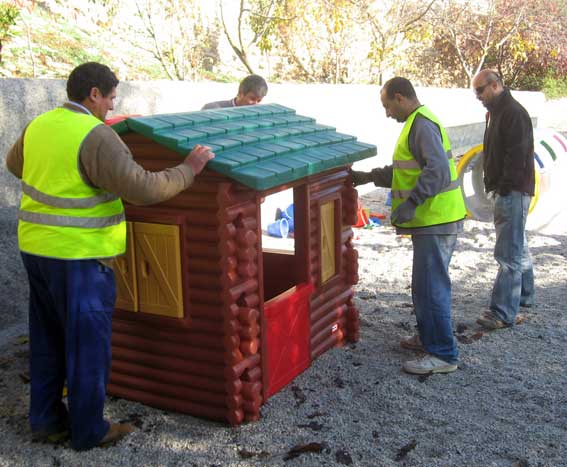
[475,69,501,84]
[472,69,504,109]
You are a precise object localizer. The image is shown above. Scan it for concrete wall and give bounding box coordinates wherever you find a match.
[0,78,546,205]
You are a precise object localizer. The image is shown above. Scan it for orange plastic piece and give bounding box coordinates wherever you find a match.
[354,200,370,227]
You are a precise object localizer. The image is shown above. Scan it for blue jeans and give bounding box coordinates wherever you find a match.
[411,234,459,364]
[21,253,115,450]
[490,191,534,324]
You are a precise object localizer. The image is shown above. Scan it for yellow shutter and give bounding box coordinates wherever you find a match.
[133,222,184,318]
[115,221,138,312]
[320,201,336,283]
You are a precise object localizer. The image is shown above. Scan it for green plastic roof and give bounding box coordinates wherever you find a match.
[112,104,377,191]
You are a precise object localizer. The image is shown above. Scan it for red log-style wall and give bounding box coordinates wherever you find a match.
[109,134,264,425]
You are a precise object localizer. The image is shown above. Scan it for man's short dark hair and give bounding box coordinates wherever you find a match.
[238,74,268,97]
[66,62,119,102]
[382,77,417,100]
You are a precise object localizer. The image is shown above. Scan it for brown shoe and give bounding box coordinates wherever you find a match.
[476,315,508,330]
[400,334,425,351]
[98,423,135,447]
[477,312,527,330]
[515,313,527,324]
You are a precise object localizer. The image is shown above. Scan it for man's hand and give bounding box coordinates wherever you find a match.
[391,199,417,225]
[350,170,372,187]
[184,145,214,175]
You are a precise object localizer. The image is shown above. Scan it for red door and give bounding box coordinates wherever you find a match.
[264,282,314,398]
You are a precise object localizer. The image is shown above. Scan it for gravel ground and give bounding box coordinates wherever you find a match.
[0,189,566,467]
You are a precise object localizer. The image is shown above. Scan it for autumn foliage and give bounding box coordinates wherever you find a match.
[0,0,565,95]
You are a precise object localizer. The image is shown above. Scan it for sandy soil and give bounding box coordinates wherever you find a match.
[0,188,565,466]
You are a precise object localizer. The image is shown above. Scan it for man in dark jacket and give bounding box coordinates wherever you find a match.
[472,69,535,329]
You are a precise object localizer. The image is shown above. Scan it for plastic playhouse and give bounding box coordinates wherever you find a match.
[107,104,377,425]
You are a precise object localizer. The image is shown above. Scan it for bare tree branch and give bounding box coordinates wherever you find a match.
[219,0,254,73]
[134,0,175,79]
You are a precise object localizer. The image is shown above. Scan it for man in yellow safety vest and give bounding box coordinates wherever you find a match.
[351,77,466,375]
[5,62,214,450]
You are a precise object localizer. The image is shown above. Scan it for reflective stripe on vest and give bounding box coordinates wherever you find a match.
[391,105,466,228]
[21,181,119,208]
[391,179,461,200]
[18,107,126,259]
[19,211,125,228]
[392,149,453,170]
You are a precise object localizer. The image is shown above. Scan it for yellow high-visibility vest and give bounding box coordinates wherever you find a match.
[18,107,126,259]
[391,105,466,228]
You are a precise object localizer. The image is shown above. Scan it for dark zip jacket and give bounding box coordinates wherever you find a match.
[483,89,535,196]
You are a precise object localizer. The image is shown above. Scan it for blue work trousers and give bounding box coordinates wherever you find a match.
[490,191,535,324]
[21,252,115,450]
[411,234,459,364]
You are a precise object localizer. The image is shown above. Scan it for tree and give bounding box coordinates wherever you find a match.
[0,1,111,78]
[410,0,567,89]
[417,0,529,87]
[126,0,219,80]
[355,0,435,85]
[0,2,18,63]
[218,0,292,74]
[492,0,567,89]
[265,0,434,84]
[268,0,366,83]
